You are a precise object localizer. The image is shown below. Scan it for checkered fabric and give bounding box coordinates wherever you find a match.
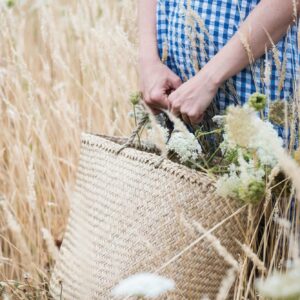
[156,0,298,114]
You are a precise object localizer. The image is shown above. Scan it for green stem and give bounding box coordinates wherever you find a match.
[207,144,221,164]
[196,128,222,138]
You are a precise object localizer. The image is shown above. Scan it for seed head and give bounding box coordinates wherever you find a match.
[248,92,267,111]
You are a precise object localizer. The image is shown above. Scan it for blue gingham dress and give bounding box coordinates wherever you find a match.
[156,0,298,114]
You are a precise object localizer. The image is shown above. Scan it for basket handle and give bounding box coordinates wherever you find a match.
[116,113,151,154]
[116,103,194,156]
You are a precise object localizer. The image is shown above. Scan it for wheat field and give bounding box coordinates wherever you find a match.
[0,0,299,299]
[0,0,138,296]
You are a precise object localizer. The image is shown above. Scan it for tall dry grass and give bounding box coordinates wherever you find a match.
[0,0,138,294]
[0,0,299,299]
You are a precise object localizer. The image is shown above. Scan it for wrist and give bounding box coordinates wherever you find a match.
[138,54,161,67]
[196,62,225,92]
[198,62,225,90]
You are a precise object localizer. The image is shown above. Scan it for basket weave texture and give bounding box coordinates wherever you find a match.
[50,133,246,299]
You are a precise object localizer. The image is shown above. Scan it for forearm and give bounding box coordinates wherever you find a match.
[204,0,299,85]
[138,0,159,63]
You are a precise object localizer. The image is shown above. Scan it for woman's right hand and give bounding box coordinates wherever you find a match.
[139,59,182,114]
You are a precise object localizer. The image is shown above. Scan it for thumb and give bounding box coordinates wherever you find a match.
[168,73,182,90]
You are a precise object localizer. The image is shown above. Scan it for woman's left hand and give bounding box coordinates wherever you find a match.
[168,67,221,125]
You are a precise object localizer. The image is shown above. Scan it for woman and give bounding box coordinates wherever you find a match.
[138,0,299,126]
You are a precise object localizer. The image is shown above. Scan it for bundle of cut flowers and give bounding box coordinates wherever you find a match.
[130,92,300,205]
[124,92,300,300]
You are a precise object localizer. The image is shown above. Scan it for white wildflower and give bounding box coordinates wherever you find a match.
[238,153,265,184]
[248,119,283,166]
[225,105,283,167]
[167,131,202,163]
[216,172,240,199]
[256,264,300,299]
[111,273,175,298]
[216,152,265,203]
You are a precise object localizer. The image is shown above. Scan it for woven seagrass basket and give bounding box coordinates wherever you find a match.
[50,133,247,300]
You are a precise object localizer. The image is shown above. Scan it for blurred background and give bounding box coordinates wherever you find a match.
[0,0,137,293]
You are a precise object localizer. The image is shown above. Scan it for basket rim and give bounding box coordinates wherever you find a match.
[80,132,216,188]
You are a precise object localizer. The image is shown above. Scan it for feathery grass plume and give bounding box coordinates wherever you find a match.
[269,99,287,126]
[0,196,21,233]
[41,228,59,260]
[185,0,200,72]
[236,240,267,273]
[161,41,169,63]
[112,273,175,298]
[237,31,259,91]
[276,150,300,201]
[292,0,298,22]
[146,111,168,155]
[256,263,300,299]
[216,267,237,300]
[192,221,240,270]
[274,217,292,235]
[0,196,31,260]
[277,35,289,95]
[264,50,271,87]
[265,164,281,203]
[26,155,37,210]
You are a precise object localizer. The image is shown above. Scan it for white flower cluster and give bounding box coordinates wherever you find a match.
[248,117,283,167]
[167,131,202,163]
[216,152,265,200]
[216,104,285,202]
[111,272,175,298]
[256,263,300,299]
[225,105,283,167]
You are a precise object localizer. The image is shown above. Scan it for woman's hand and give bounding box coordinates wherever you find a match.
[168,67,221,124]
[139,59,182,114]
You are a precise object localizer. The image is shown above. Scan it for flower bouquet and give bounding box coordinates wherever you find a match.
[122,91,300,299]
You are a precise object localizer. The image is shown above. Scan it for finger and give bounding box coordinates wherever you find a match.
[181,113,191,126]
[149,90,169,109]
[168,74,182,89]
[159,94,169,110]
[170,104,181,117]
[189,113,204,125]
[142,92,158,114]
[168,94,180,116]
[150,108,162,115]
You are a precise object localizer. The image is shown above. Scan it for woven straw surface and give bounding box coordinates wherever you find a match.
[50,133,246,300]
